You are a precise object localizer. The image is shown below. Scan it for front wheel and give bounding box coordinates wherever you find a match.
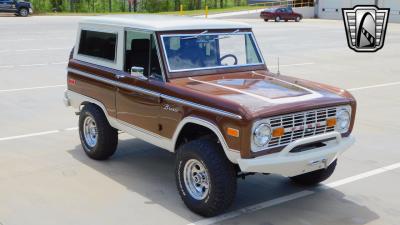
[275,16,281,22]
[290,160,337,186]
[79,104,118,160]
[18,8,29,17]
[175,138,237,217]
[264,18,268,22]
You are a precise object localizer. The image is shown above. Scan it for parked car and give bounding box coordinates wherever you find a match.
[64,15,356,217]
[260,7,302,22]
[0,0,32,16]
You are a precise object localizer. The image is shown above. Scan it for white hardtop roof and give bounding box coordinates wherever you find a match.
[80,14,252,31]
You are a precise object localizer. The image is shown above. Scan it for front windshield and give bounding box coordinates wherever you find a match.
[161,32,264,72]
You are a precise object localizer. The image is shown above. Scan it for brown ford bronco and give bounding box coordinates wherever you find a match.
[64,15,356,217]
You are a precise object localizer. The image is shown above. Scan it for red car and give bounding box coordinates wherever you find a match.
[260,7,303,22]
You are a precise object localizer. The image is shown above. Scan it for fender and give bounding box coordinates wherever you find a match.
[172,117,240,163]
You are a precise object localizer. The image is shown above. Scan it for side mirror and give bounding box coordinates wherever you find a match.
[131,66,147,80]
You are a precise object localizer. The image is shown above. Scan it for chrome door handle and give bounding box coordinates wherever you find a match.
[116,74,126,79]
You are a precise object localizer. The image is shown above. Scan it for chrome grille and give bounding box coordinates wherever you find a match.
[267,107,337,148]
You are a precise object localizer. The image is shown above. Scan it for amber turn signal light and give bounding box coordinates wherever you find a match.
[326,118,337,127]
[272,127,285,137]
[227,128,239,137]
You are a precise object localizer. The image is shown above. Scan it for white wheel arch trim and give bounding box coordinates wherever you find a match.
[64,90,240,163]
[172,117,240,163]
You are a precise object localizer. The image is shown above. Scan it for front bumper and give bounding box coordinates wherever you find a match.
[238,132,355,177]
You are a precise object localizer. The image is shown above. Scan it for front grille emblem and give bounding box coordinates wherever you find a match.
[342,5,390,52]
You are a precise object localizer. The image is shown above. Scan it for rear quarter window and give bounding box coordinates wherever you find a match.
[78,30,117,61]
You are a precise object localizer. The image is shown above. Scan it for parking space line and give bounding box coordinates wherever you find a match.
[321,163,400,189]
[0,130,60,141]
[0,85,66,93]
[188,162,400,225]
[0,127,77,142]
[348,81,400,91]
[15,47,70,52]
[0,37,71,42]
[0,48,70,54]
[0,77,398,95]
[0,61,67,69]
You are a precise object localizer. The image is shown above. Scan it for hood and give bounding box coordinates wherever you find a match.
[169,70,355,119]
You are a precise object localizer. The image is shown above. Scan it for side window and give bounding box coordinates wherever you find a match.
[78,30,117,61]
[125,30,162,80]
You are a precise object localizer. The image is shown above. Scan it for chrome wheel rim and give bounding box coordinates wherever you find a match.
[183,159,210,200]
[20,9,28,16]
[83,116,98,148]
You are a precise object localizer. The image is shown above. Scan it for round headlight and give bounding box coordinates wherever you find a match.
[337,109,351,133]
[253,123,272,147]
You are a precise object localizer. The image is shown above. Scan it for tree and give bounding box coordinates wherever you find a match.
[196,0,201,9]
[174,0,181,11]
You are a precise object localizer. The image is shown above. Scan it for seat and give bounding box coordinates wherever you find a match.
[125,39,150,76]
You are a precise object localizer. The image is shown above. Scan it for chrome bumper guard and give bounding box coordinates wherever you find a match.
[63,90,71,107]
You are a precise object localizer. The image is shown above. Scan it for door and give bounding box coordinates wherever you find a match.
[116,30,164,135]
[282,8,291,20]
[286,7,295,20]
[275,8,284,19]
[3,0,16,12]
[0,0,13,12]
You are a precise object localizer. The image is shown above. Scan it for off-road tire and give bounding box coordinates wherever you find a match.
[79,104,118,160]
[175,138,237,217]
[290,160,337,186]
[275,16,281,22]
[18,8,29,17]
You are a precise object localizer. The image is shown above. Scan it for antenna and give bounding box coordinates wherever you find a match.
[277,57,280,76]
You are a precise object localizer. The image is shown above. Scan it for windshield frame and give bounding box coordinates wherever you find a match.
[159,31,265,74]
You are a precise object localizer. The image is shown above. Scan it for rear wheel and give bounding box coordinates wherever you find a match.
[18,8,29,17]
[295,16,301,22]
[79,104,118,160]
[275,16,281,22]
[264,18,268,22]
[290,160,337,186]
[175,138,237,217]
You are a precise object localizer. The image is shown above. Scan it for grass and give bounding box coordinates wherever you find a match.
[36,5,266,16]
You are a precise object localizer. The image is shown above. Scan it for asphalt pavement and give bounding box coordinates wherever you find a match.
[0,15,399,225]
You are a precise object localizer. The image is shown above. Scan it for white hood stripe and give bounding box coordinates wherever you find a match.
[189,75,322,104]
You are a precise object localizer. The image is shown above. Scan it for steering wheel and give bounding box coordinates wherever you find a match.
[220,54,238,65]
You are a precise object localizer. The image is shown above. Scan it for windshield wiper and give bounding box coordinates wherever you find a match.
[180,29,241,42]
[212,29,240,40]
[181,30,208,40]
